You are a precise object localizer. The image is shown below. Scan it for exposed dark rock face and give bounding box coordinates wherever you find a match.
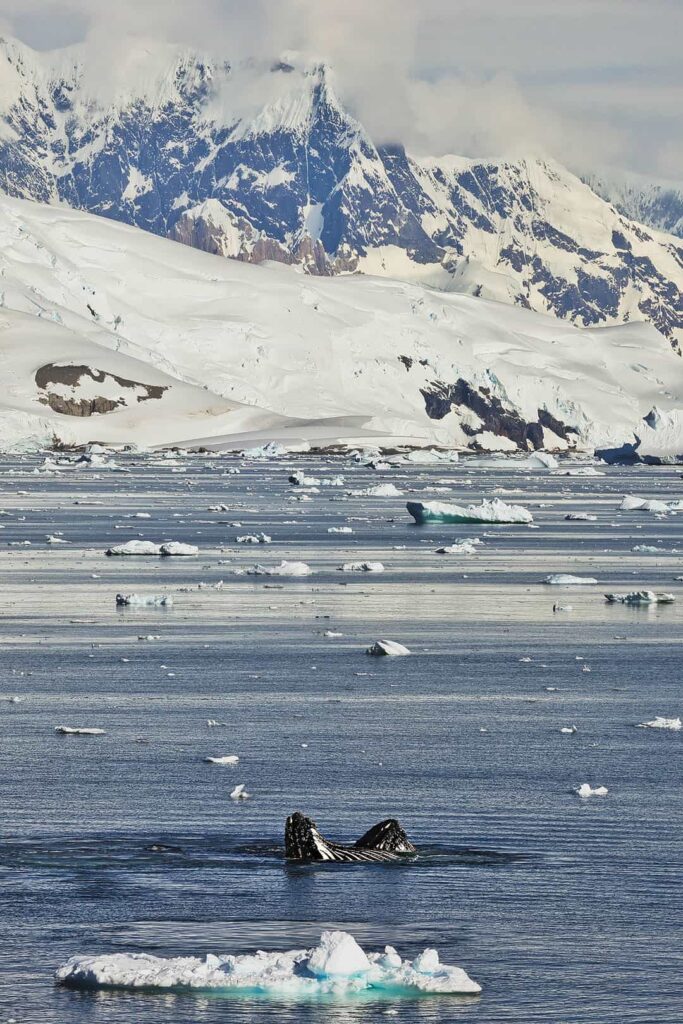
[35,364,167,416]
[421,378,577,451]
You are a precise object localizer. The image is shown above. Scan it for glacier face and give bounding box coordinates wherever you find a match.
[0,37,682,351]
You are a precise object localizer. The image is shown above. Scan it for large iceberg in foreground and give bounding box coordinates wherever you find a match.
[55,930,481,997]
[407,499,532,525]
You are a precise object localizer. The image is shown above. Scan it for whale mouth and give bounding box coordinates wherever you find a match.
[284,812,417,864]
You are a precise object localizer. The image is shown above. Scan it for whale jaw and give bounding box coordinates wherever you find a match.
[284,812,416,863]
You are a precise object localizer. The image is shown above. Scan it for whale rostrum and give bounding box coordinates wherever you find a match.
[284,812,417,863]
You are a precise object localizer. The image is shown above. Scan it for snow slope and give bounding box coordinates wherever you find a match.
[0,36,682,350]
[0,193,682,455]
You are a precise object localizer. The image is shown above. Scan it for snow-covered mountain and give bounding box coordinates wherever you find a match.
[583,170,683,241]
[1,36,682,352]
[1,193,681,457]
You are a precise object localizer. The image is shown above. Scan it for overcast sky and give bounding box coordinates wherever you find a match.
[1,0,681,180]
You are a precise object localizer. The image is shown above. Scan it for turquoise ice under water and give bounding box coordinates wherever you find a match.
[0,451,681,1023]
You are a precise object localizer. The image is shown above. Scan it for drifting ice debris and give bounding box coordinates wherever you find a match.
[553,604,573,612]
[636,717,681,730]
[46,534,68,544]
[435,539,481,555]
[339,562,385,572]
[205,755,239,764]
[632,545,661,553]
[349,484,404,497]
[324,630,343,637]
[328,526,353,534]
[207,720,227,727]
[55,929,481,996]
[565,513,597,521]
[236,533,271,544]
[554,467,604,476]
[575,784,608,798]
[105,540,198,557]
[560,726,578,734]
[55,726,105,736]
[605,591,674,605]
[543,574,598,585]
[620,496,671,513]
[407,499,532,525]
[208,504,230,512]
[160,542,199,557]
[528,452,559,470]
[116,594,173,607]
[247,560,313,576]
[289,471,321,486]
[366,640,411,657]
[230,784,251,800]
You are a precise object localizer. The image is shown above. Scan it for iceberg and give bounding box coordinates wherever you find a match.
[543,574,598,585]
[366,640,411,657]
[620,496,671,513]
[636,717,681,730]
[105,540,198,557]
[236,533,272,544]
[407,499,532,525]
[289,471,321,486]
[435,539,481,555]
[246,561,313,576]
[528,451,558,469]
[55,929,481,996]
[205,754,240,764]
[55,726,105,736]
[115,594,173,607]
[605,591,674,605]
[339,562,385,572]
[575,784,608,798]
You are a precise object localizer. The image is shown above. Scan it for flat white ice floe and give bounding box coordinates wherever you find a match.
[407,499,532,525]
[339,561,385,572]
[204,754,240,764]
[605,591,674,605]
[366,640,411,657]
[247,560,313,576]
[55,726,105,736]
[327,526,353,534]
[619,496,675,513]
[105,540,198,557]
[564,512,597,521]
[636,717,681,730]
[348,484,404,497]
[230,784,251,800]
[435,539,481,555]
[236,533,271,544]
[116,594,173,607]
[575,784,608,798]
[55,929,481,996]
[543,574,598,585]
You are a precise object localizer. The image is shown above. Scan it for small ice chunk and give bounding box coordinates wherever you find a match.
[366,640,411,657]
[605,591,674,605]
[55,726,105,736]
[339,561,384,572]
[247,561,313,576]
[230,784,251,800]
[116,594,173,607]
[160,542,198,557]
[636,717,681,730]
[560,726,578,734]
[620,496,671,513]
[528,452,558,470]
[327,526,353,534]
[289,471,321,486]
[575,784,608,797]
[565,513,597,521]
[435,538,481,555]
[543,574,598,585]
[348,484,404,497]
[205,755,239,765]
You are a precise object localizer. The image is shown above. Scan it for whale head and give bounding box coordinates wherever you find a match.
[285,811,336,861]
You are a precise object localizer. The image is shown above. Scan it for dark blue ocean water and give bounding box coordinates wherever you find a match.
[0,453,680,1023]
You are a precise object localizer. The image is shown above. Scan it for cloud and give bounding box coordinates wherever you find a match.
[0,0,681,179]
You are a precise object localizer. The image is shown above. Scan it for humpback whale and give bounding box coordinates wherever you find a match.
[285,812,416,863]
